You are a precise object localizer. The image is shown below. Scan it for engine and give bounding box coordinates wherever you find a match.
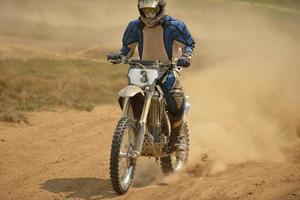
[148,91,166,143]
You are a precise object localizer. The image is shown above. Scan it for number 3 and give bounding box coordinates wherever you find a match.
[140,70,148,83]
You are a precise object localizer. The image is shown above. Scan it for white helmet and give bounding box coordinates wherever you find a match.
[138,0,166,28]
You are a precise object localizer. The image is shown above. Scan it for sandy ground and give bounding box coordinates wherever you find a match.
[1,0,300,199]
[0,106,299,200]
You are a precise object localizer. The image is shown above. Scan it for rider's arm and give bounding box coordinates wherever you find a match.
[174,21,196,60]
[120,20,142,58]
[163,18,195,68]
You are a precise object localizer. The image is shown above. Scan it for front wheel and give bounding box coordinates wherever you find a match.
[160,122,190,175]
[110,118,136,194]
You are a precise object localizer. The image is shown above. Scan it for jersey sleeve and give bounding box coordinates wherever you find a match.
[175,21,196,59]
[120,20,140,58]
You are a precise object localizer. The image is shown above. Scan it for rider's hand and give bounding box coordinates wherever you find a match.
[107,52,122,64]
[176,55,191,68]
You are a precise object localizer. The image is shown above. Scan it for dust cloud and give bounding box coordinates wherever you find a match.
[0,0,136,28]
[0,0,137,55]
[183,1,300,174]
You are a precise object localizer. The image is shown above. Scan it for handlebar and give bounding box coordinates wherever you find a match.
[125,59,176,70]
[108,57,176,70]
[127,59,171,66]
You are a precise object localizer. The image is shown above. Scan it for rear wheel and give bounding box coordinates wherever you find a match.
[110,118,136,194]
[160,122,190,175]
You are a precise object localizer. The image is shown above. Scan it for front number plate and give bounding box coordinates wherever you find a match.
[128,69,159,87]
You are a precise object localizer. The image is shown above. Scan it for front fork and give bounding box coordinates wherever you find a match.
[122,87,153,160]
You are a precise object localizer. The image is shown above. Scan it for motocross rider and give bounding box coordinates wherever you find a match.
[108,0,195,152]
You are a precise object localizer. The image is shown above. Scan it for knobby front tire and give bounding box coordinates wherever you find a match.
[110,118,136,195]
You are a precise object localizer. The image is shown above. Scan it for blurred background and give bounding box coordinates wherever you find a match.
[0,0,300,122]
[1,1,300,200]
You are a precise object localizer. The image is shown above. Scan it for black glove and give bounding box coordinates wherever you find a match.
[107,52,122,64]
[176,55,191,68]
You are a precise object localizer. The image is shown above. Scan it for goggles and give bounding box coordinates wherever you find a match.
[142,7,160,16]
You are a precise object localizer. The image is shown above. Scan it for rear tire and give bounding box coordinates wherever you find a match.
[160,122,190,175]
[110,118,136,195]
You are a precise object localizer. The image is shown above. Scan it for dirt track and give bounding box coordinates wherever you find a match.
[0,107,299,200]
[1,0,300,200]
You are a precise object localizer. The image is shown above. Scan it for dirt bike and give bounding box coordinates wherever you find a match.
[108,59,191,194]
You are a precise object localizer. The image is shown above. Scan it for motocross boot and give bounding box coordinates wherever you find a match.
[170,116,186,152]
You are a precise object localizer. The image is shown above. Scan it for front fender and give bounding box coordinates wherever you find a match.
[118,85,144,98]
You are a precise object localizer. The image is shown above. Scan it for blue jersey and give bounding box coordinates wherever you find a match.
[120,15,196,61]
